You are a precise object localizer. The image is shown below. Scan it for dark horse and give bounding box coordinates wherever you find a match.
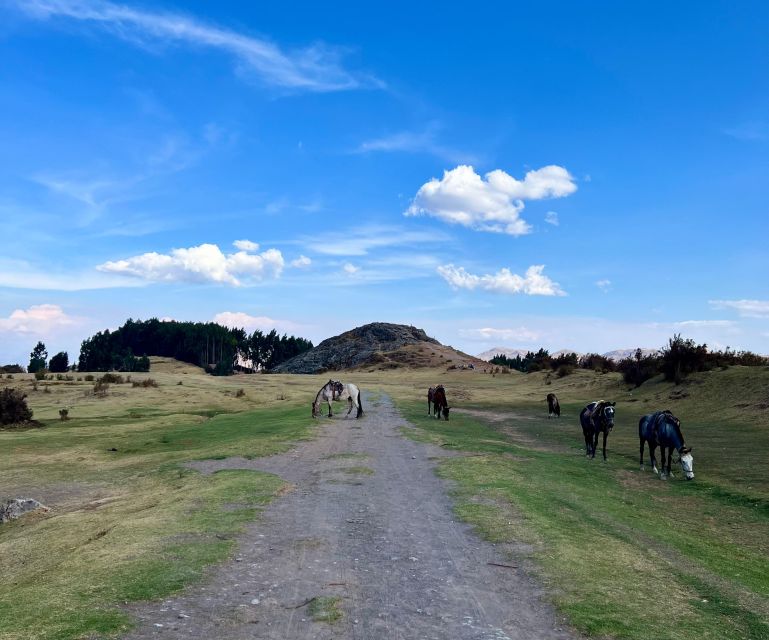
[639,410,694,480]
[427,386,436,415]
[546,393,560,418]
[431,385,450,420]
[579,400,616,460]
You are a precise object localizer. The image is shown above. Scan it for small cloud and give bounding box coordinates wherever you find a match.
[709,299,769,318]
[545,211,559,226]
[291,255,312,268]
[356,124,475,163]
[459,327,540,342]
[596,279,612,292]
[343,263,359,275]
[0,304,78,334]
[437,264,565,296]
[233,239,259,251]
[405,164,577,236]
[673,320,735,328]
[213,311,299,333]
[97,242,284,286]
[723,122,769,142]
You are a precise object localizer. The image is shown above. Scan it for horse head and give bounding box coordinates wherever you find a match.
[677,446,694,480]
[442,406,450,420]
[602,402,616,431]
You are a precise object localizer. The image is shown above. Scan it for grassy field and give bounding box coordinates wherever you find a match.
[383,365,769,640]
[0,360,328,640]
[2,361,768,639]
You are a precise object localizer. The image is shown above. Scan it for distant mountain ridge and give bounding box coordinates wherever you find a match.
[476,347,660,362]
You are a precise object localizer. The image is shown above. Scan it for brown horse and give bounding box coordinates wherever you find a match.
[432,385,450,420]
[546,393,560,418]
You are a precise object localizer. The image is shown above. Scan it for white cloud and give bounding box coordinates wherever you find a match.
[405,165,576,236]
[545,211,559,226]
[437,264,565,296]
[0,304,78,334]
[213,311,298,333]
[356,124,475,163]
[305,225,448,257]
[233,239,259,251]
[15,0,376,92]
[290,255,312,268]
[343,263,359,275]
[97,242,284,286]
[459,327,541,342]
[709,299,769,318]
[596,279,612,292]
[673,320,735,328]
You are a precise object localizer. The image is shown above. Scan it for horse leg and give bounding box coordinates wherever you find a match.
[590,431,598,459]
[650,444,659,475]
[639,438,645,471]
[327,399,333,418]
[659,447,668,479]
[602,430,608,461]
[583,429,591,457]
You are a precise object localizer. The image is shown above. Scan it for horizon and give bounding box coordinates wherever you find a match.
[1,1,768,366]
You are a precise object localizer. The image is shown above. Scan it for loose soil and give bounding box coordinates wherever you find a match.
[122,394,575,639]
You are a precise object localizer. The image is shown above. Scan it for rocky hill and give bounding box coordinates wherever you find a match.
[271,323,483,374]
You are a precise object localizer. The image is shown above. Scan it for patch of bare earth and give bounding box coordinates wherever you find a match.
[122,394,576,640]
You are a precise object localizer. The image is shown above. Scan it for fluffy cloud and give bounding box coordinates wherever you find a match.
[405,165,576,235]
[709,299,769,318]
[213,311,298,333]
[97,242,284,286]
[459,327,541,342]
[437,264,565,296]
[291,255,312,268]
[233,239,259,251]
[343,263,360,275]
[0,304,77,334]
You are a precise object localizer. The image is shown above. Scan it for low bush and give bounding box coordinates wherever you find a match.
[99,373,125,384]
[235,388,246,398]
[84,374,94,382]
[34,370,47,381]
[59,408,69,421]
[0,388,33,425]
[131,378,158,388]
[92,380,109,397]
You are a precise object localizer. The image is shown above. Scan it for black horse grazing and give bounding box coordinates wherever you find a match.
[432,385,450,420]
[546,393,560,418]
[579,400,616,460]
[639,410,694,480]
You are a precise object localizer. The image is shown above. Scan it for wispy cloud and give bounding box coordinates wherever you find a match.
[302,225,450,257]
[0,258,146,290]
[406,164,577,236]
[709,299,769,318]
[97,241,284,286]
[723,121,769,142]
[14,0,379,92]
[459,326,541,342]
[545,211,559,226]
[596,279,611,292]
[355,123,476,163]
[437,264,566,296]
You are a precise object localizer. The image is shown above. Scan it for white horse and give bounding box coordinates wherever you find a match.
[312,380,363,419]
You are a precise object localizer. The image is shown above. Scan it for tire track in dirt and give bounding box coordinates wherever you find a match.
[122,393,575,639]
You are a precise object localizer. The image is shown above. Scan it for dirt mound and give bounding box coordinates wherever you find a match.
[271,323,483,374]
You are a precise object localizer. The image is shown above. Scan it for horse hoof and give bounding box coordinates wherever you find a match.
[640,466,644,471]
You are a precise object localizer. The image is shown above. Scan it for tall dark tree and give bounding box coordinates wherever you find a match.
[28,341,48,373]
[48,351,69,373]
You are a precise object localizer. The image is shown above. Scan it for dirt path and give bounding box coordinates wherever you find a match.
[122,394,575,640]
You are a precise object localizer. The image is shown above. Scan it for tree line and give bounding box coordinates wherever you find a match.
[489,334,767,386]
[1,318,313,376]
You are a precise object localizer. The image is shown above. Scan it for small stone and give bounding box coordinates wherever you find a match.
[178,614,190,619]
[153,623,164,628]
[251,599,260,605]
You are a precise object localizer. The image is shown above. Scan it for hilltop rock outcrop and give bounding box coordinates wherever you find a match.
[271,323,442,374]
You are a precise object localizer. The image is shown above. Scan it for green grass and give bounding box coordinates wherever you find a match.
[397,395,769,640]
[0,375,317,640]
[308,596,343,623]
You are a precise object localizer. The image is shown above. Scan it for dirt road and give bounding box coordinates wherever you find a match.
[123,393,575,639]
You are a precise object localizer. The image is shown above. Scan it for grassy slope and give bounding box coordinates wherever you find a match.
[0,368,327,640]
[381,366,769,640]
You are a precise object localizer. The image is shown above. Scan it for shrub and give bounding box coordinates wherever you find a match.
[618,349,661,388]
[56,374,64,381]
[92,380,109,397]
[235,388,245,398]
[0,364,24,374]
[131,378,158,388]
[660,334,707,384]
[556,364,574,378]
[34,370,47,381]
[84,375,95,382]
[0,388,33,425]
[5,374,12,379]
[48,351,69,373]
[43,385,51,394]
[99,373,125,384]
[59,409,69,421]
[177,381,183,385]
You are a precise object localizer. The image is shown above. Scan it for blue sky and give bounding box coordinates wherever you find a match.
[1,0,768,365]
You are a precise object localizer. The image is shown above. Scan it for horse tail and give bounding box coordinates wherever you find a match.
[356,389,363,418]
